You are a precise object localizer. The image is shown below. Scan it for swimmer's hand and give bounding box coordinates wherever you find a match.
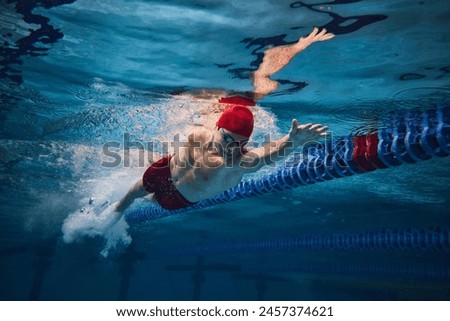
[295,27,335,50]
[288,119,328,146]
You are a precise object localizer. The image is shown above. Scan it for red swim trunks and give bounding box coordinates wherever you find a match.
[142,156,195,210]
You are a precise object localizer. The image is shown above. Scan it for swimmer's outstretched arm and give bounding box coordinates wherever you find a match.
[239,119,328,173]
[115,179,147,214]
[252,27,335,100]
[98,180,148,230]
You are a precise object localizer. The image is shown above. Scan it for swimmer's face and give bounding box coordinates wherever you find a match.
[214,128,248,157]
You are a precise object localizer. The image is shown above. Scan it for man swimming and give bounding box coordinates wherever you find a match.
[113,27,334,216]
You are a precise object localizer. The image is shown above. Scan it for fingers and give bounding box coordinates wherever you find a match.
[320,32,335,41]
[309,124,322,130]
[291,121,329,145]
[298,123,327,131]
[290,119,299,135]
[298,123,328,134]
[317,28,327,37]
[298,123,313,130]
[310,124,328,132]
[310,27,335,41]
[297,27,334,47]
[301,27,318,43]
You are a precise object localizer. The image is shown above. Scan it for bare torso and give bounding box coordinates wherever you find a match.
[170,128,245,203]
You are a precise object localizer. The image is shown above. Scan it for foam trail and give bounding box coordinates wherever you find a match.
[61,166,144,257]
[61,200,132,257]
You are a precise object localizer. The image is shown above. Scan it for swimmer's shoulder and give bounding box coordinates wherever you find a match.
[188,127,210,144]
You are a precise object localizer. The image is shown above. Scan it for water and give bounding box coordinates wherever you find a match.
[1,0,449,300]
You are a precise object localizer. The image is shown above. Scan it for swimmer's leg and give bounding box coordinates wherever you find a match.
[252,27,335,100]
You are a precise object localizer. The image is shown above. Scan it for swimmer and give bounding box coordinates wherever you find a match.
[112,27,334,219]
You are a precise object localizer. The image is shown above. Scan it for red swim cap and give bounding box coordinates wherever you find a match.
[217,97,254,137]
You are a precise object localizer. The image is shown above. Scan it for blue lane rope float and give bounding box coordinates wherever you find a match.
[125,106,449,225]
[167,226,450,256]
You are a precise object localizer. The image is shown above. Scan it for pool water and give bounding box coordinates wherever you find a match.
[0,0,449,300]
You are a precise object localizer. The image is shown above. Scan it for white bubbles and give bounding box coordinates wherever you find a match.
[58,95,281,256]
[61,162,144,257]
[62,201,131,258]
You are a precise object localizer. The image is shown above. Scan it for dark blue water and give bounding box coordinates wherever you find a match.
[0,0,449,300]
